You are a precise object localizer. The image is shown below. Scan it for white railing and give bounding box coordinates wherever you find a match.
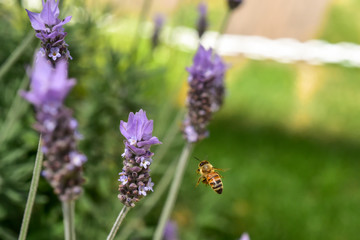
[168,26,360,68]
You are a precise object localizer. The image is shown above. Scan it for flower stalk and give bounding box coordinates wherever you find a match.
[153,143,194,240]
[106,206,131,240]
[62,200,76,240]
[18,136,43,240]
[130,0,154,58]
[215,9,231,53]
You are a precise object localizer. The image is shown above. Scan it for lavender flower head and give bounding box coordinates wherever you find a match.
[182,45,226,143]
[26,0,72,62]
[118,110,161,207]
[196,2,208,38]
[228,0,244,10]
[152,14,165,49]
[21,56,86,201]
[163,221,179,240]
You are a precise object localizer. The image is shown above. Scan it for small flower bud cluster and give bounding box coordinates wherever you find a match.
[21,56,86,201]
[196,2,208,38]
[228,0,243,11]
[26,0,72,62]
[182,45,226,143]
[118,110,161,207]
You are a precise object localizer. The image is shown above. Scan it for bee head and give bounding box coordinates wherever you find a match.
[199,160,209,167]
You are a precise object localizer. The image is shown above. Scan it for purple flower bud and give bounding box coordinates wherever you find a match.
[129,183,137,189]
[118,110,162,207]
[182,45,227,142]
[151,14,165,49]
[26,0,72,62]
[228,0,244,10]
[196,2,208,38]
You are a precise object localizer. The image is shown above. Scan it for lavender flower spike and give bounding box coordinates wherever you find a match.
[118,110,162,207]
[21,56,86,201]
[152,14,165,49]
[26,0,72,62]
[182,45,227,143]
[196,2,208,38]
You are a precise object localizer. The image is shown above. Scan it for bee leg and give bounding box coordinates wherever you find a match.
[196,177,202,187]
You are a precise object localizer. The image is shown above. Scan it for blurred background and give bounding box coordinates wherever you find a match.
[1,0,360,239]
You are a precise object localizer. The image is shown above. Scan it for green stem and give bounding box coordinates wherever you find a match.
[0,31,34,81]
[129,0,154,59]
[153,143,194,240]
[106,206,130,240]
[214,9,231,53]
[62,200,76,240]
[118,155,179,240]
[18,136,43,240]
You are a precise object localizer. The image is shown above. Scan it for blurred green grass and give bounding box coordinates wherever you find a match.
[1,0,360,240]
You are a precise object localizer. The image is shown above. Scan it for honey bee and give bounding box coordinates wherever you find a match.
[196,158,225,194]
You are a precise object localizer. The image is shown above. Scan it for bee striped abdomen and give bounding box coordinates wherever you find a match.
[207,173,223,194]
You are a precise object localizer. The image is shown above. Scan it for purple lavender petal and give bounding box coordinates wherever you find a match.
[26,10,46,30]
[142,120,153,140]
[127,143,146,155]
[119,120,130,140]
[137,137,161,147]
[21,56,75,106]
[40,0,59,26]
[47,0,60,17]
[53,16,72,31]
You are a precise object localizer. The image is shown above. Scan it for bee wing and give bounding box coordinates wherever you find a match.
[214,168,229,172]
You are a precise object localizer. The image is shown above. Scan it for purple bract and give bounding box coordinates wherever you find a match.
[21,56,75,107]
